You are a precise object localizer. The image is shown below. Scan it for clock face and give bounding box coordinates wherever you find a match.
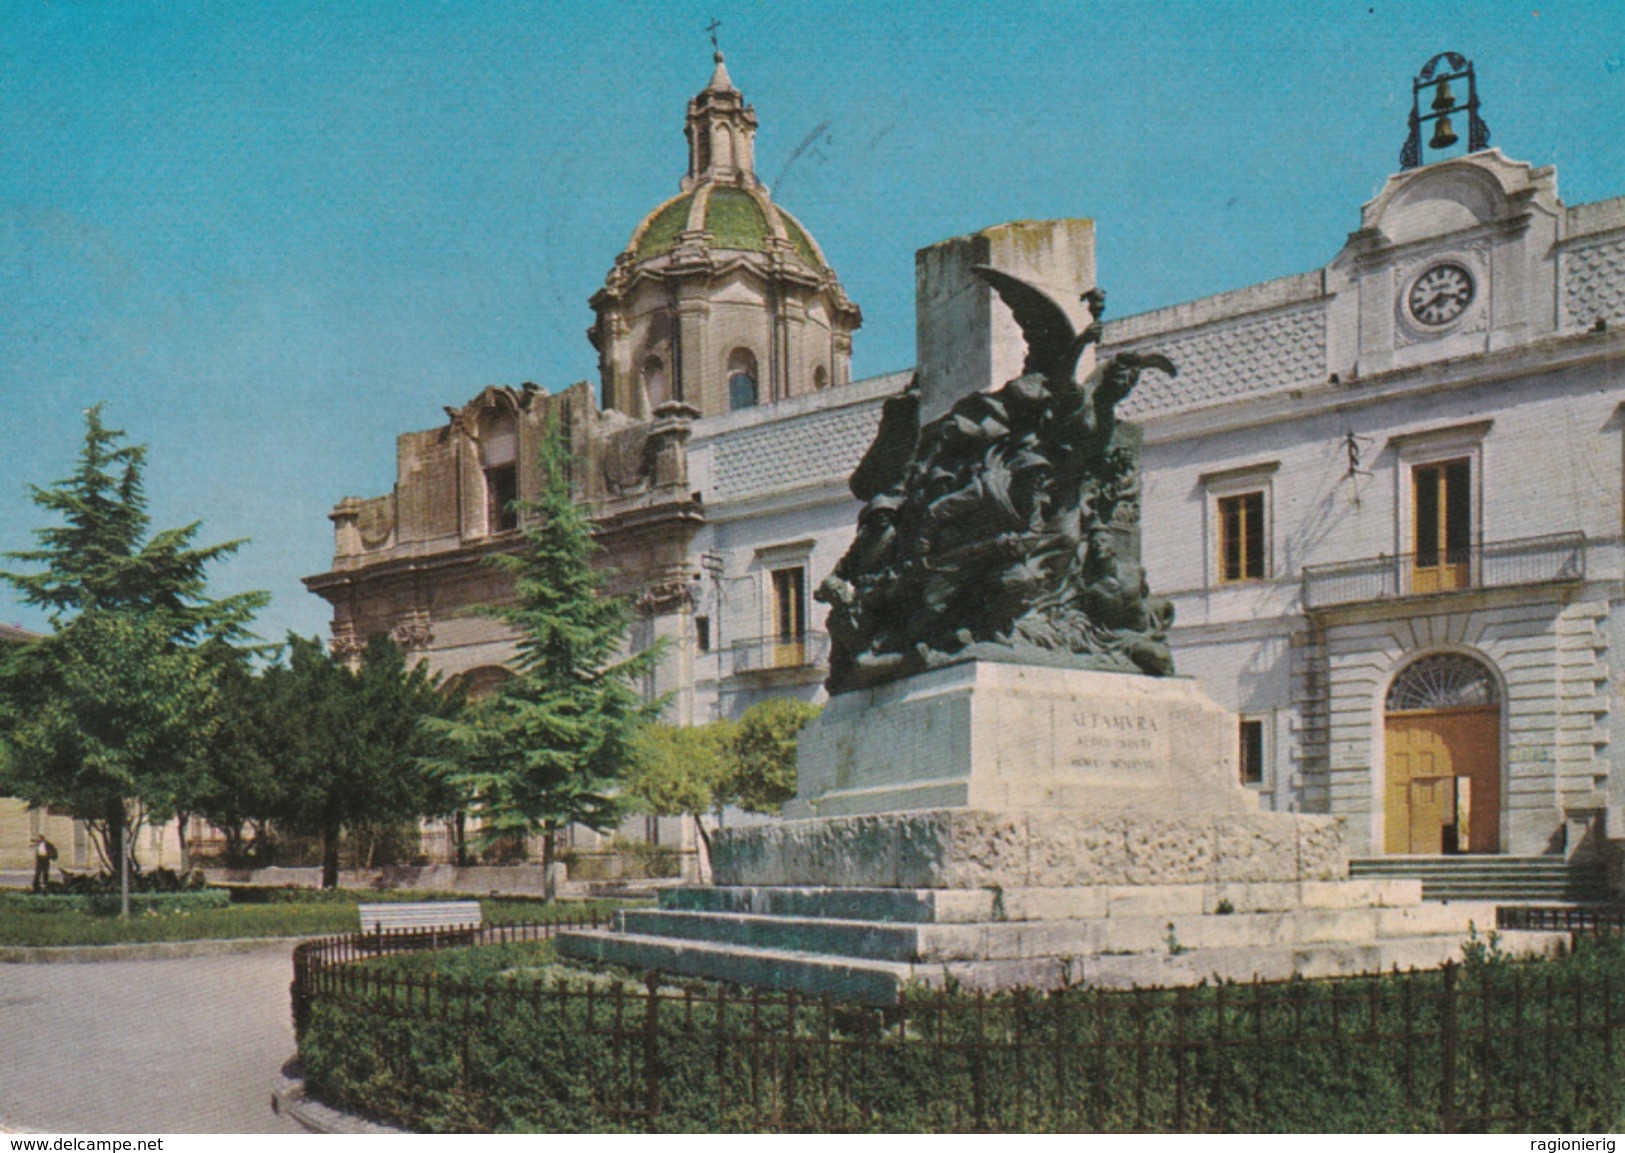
[1408,263,1475,327]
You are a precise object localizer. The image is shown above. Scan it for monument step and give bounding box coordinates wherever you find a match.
[554,928,918,1004]
[659,884,997,924]
[1078,929,1568,991]
[555,926,1571,1004]
[620,909,946,962]
[659,879,1427,925]
[614,900,1504,965]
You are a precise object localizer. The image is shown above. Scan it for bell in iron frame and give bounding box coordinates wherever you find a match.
[1428,78,1458,149]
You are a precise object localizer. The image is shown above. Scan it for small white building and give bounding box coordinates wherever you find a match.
[1107,147,1623,861]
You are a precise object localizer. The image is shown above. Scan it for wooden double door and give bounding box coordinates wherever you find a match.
[1384,707,1500,854]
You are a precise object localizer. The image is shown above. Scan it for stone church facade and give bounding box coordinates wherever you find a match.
[307,59,1625,874]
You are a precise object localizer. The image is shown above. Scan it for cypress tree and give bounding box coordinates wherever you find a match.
[0,407,265,910]
[431,424,662,894]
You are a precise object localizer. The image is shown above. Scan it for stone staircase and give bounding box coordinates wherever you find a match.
[557,880,1568,1004]
[1349,856,1611,903]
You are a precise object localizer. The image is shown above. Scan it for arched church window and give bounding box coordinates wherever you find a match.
[813,365,829,391]
[453,665,513,704]
[1385,652,1499,712]
[478,408,519,534]
[728,348,758,411]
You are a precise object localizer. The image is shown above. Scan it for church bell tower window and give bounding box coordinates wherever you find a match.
[728,348,759,411]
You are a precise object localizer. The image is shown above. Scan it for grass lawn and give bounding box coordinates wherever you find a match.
[0,890,634,949]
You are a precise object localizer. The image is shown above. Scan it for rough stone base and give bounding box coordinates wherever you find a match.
[711,808,1346,889]
[555,808,1570,1001]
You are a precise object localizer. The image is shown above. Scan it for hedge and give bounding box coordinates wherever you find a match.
[1,890,232,916]
[296,934,1625,1133]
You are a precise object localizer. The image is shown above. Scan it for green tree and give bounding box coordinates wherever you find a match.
[722,697,821,814]
[0,407,265,909]
[625,719,736,875]
[186,641,285,868]
[264,634,449,888]
[431,425,662,896]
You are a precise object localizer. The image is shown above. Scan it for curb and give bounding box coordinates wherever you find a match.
[0,935,314,964]
[274,1060,406,1135]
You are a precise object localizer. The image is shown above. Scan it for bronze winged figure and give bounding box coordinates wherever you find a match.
[818,266,1179,694]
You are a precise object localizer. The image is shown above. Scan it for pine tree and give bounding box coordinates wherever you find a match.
[431,424,662,894]
[0,407,266,908]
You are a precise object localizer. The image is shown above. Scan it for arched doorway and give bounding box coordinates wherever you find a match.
[1383,653,1501,854]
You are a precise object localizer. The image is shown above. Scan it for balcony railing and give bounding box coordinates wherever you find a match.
[730,631,831,675]
[1301,532,1586,611]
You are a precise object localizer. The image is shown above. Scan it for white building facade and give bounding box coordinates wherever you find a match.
[1108,149,1624,860]
[310,59,1625,874]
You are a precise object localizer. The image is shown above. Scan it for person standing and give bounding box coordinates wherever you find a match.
[31,835,57,892]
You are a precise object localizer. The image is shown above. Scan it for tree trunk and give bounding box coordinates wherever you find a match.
[222,823,245,868]
[691,813,713,884]
[248,820,270,866]
[108,801,130,919]
[175,813,192,873]
[320,824,341,890]
[541,822,557,903]
[454,811,469,868]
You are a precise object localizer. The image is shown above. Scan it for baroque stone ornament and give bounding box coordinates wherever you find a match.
[817,268,1178,694]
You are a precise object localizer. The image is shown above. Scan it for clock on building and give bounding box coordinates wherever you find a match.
[1407,263,1475,326]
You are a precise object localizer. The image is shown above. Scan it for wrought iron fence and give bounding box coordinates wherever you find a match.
[1301,532,1586,610]
[290,918,1625,1133]
[730,630,831,674]
[1498,906,1625,933]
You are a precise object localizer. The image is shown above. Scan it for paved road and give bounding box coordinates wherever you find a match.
[0,948,304,1134]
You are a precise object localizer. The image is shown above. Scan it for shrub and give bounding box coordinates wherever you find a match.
[296,936,1625,1133]
[45,866,208,895]
[1,889,231,916]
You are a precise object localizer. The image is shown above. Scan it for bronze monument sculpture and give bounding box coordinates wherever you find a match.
[818,266,1179,693]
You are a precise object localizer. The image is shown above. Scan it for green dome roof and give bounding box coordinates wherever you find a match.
[630,185,825,268]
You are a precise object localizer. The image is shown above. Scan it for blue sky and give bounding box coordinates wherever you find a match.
[4,0,1624,644]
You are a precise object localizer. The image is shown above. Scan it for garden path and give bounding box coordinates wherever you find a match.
[0,948,303,1134]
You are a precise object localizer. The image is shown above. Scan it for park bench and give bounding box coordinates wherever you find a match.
[357,900,483,950]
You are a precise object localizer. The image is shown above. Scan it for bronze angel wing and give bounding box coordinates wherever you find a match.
[971,265,1091,384]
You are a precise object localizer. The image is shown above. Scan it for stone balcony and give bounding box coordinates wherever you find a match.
[726,631,830,685]
[1301,532,1586,611]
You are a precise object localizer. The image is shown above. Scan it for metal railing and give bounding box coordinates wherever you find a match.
[291,919,1625,1133]
[730,630,831,674]
[1498,906,1625,933]
[1301,532,1586,610]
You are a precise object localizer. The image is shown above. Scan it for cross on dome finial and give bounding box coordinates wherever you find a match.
[706,17,722,52]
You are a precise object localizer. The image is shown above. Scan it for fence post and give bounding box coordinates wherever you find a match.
[715,983,729,1118]
[1174,985,1188,1131]
[973,989,987,1131]
[643,971,662,1130]
[1441,961,1457,1134]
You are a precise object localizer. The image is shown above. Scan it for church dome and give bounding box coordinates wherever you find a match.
[627,185,828,268]
[589,52,861,421]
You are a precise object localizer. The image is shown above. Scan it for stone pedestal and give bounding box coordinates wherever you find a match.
[558,663,1567,1000]
[786,661,1251,819]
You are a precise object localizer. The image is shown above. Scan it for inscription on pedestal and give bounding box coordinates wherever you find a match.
[1065,708,1166,773]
